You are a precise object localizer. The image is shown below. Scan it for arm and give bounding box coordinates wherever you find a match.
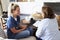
[33,21,40,27]
[35,20,46,38]
[33,21,44,38]
[20,25,27,30]
[36,27,43,38]
[10,27,23,34]
[10,25,27,34]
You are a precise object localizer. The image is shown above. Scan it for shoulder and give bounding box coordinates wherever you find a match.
[7,16,14,22]
[42,18,50,21]
[41,18,49,23]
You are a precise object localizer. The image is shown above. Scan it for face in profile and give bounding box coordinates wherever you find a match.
[13,7,20,16]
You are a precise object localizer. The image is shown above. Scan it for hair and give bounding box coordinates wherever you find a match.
[42,5,55,19]
[11,3,19,13]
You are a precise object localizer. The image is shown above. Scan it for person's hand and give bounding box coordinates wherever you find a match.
[22,19,30,24]
[20,25,27,30]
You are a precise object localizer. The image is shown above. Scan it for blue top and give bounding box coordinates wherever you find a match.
[6,16,20,39]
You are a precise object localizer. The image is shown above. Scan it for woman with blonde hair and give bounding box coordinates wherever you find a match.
[7,3,33,39]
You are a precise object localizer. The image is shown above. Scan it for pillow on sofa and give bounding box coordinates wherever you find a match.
[20,36,36,40]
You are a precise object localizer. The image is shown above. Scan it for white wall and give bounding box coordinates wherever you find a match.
[1,0,60,11]
[8,2,43,15]
[1,0,60,13]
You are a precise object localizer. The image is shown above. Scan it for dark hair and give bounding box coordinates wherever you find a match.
[42,6,55,19]
[11,3,19,13]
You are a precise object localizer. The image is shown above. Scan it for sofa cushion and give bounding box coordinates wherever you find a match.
[20,36,36,40]
[4,36,36,40]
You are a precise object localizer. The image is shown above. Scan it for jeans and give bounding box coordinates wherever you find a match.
[14,30,30,39]
[27,27,33,36]
[14,27,33,39]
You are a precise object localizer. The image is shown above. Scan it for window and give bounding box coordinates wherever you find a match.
[44,2,60,15]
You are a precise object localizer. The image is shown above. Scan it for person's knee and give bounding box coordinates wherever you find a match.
[19,30,30,38]
[14,30,30,39]
[24,30,30,36]
[27,27,33,32]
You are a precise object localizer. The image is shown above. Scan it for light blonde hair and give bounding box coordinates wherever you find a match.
[8,3,19,17]
[11,3,19,13]
[32,12,43,20]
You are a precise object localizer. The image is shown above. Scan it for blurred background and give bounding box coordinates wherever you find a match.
[0,0,60,35]
[0,0,60,40]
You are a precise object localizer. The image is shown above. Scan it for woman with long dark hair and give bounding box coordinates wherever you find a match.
[33,5,60,40]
